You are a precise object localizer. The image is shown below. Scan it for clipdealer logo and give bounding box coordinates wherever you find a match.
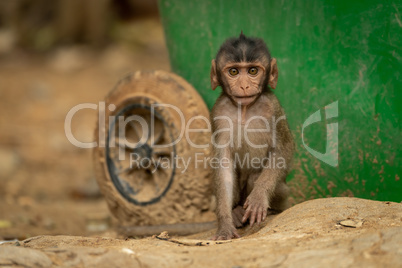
[301,101,339,167]
[64,100,339,168]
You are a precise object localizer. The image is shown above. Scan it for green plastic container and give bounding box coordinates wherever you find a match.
[158,0,401,203]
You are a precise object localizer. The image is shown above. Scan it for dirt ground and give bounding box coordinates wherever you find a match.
[0,18,401,267]
[1,198,402,267]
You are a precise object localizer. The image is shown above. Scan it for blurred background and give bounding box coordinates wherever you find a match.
[0,0,170,239]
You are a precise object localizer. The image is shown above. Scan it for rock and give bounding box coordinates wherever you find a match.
[0,246,52,267]
[351,233,380,251]
[285,248,354,268]
[381,227,402,254]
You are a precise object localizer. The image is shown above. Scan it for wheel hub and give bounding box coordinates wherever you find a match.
[106,102,176,206]
[134,143,153,159]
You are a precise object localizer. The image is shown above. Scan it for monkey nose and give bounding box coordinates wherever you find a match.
[240,86,249,91]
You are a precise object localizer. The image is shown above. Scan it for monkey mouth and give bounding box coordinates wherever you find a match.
[233,94,258,99]
[233,94,258,106]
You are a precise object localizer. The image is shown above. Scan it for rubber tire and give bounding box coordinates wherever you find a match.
[93,70,212,225]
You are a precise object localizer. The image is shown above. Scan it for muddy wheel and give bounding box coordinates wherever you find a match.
[93,71,212,225]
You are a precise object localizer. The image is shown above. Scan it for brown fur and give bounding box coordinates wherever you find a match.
[210,34,294,240]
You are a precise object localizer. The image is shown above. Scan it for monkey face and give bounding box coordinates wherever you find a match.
[210,33,279,106]
[211,58,278,107]
[221,62,266,106]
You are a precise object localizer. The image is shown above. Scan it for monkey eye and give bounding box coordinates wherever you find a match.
[248,67,258,75]
[229,68,239,76]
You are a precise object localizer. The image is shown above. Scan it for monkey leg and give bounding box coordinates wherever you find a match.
[213,201,241,240]
[232,206,246,228]
[231,184,244,228]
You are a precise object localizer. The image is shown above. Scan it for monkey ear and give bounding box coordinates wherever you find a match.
[210,59,219,90]
[268,58,279,89]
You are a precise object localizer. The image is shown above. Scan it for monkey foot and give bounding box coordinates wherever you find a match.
[212,226,241,241]
[232,206,246,228]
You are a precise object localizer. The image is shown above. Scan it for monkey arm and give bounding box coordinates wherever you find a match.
[242,147,291,227]
[241,101,295,226]
[242,168,276,227]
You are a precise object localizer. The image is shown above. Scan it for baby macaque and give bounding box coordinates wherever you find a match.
[210,33,294,240]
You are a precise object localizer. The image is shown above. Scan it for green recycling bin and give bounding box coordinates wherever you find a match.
[158,0,402,203]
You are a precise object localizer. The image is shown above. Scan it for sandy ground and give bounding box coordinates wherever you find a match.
[1,198,402,267]
[0,18,401,267]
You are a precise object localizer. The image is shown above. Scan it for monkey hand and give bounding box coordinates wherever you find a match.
[242,190,269,227]
[212,224,240,241]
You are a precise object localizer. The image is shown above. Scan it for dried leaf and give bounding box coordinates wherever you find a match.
[339,219,363,228]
